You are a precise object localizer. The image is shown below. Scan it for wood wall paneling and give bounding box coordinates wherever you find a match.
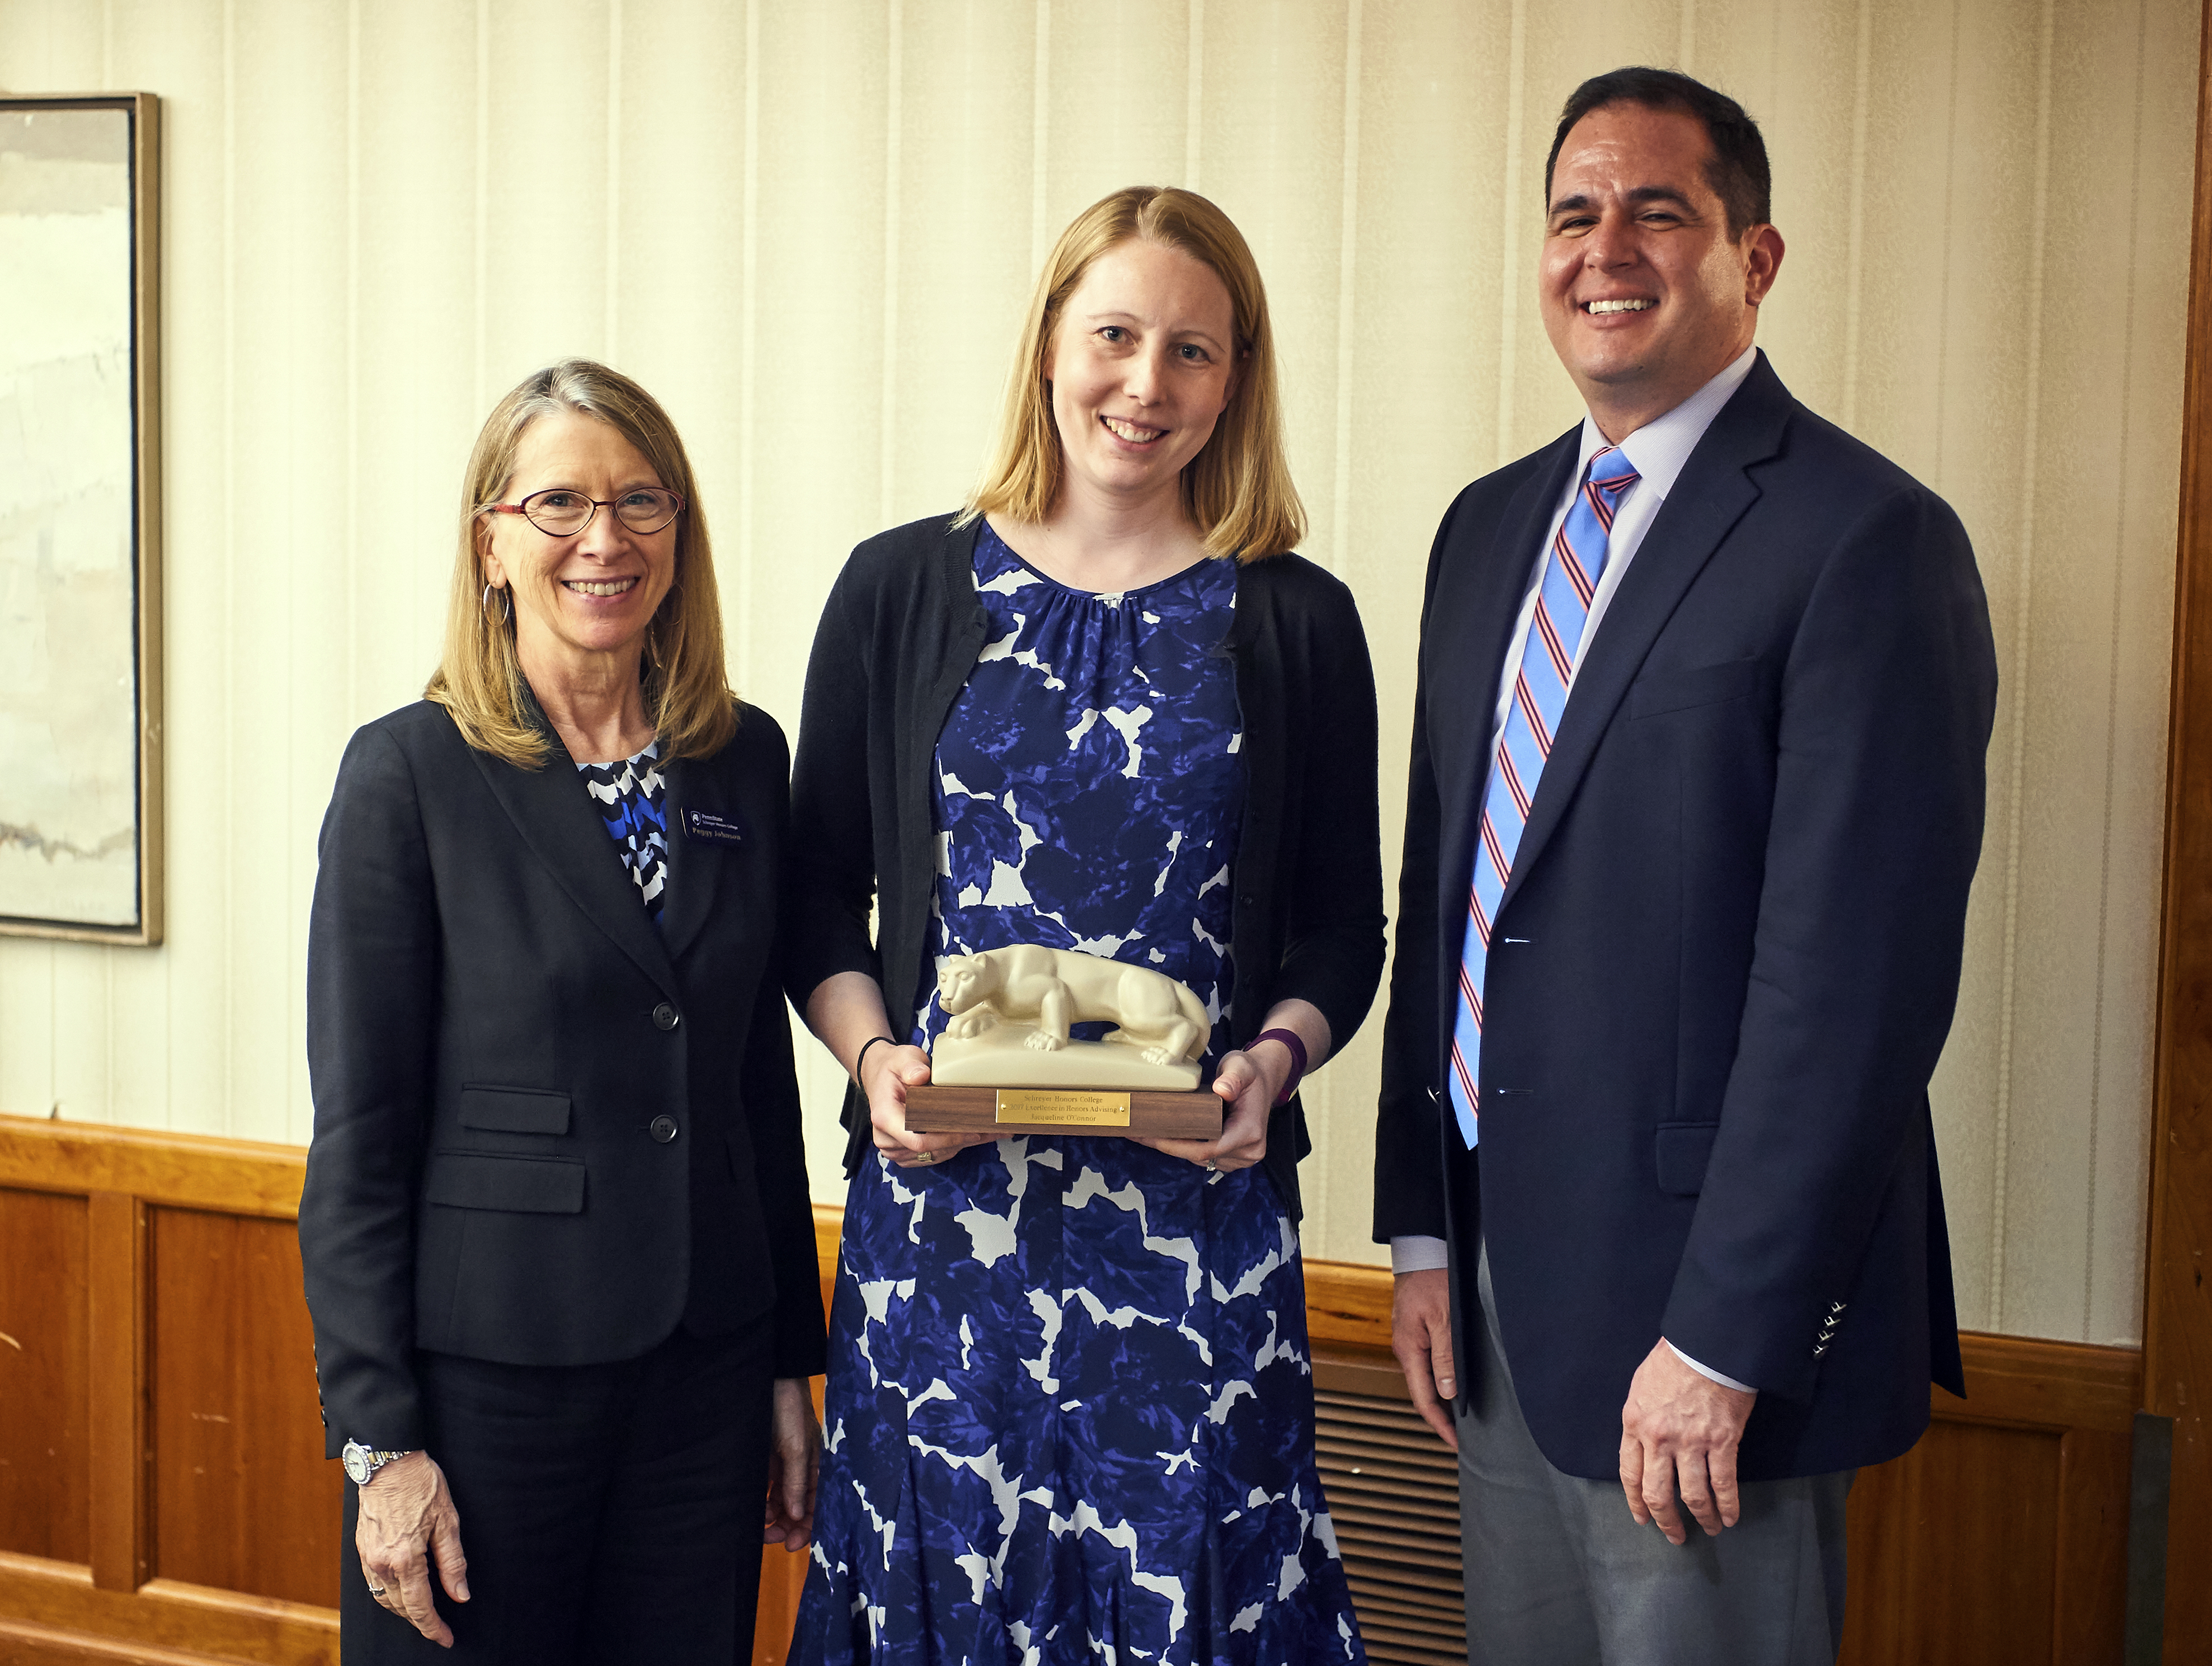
[2148,0,2212,1657]
[147,1210,339,1608]
[0,1190,90,1565]
[1305,1258,2144,1666]
[85,1196,145,1594]
[0,1126,2159,1663]
[0,1554,337,1666]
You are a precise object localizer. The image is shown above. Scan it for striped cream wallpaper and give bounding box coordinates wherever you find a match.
[0,0,2193,1345]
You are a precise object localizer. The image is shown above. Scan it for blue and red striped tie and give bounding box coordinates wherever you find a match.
[1448,445,1640,1147]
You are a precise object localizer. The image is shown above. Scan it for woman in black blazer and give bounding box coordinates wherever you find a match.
[298,359,823,1663]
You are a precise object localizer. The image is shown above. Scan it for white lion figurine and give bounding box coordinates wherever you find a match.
[938,944,1208,1067]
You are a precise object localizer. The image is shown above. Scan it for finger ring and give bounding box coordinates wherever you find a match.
[915,1151,935,1165]
[366,1582,386,1598]
[1203,1158,1218,1172]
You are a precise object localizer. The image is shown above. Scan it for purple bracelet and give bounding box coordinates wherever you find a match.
[1254,1027,1309,1106]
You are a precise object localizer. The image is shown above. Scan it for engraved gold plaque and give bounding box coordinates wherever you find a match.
[994,1088,1133,1127]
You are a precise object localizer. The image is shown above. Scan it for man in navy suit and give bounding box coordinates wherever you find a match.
[1373,68,1997,1662]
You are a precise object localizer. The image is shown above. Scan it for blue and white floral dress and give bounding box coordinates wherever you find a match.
[793,524,1364,1665]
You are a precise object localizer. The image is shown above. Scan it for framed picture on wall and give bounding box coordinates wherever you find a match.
[0,93,162,944]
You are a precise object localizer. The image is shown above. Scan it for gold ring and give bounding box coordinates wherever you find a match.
[915,1151,935,1165]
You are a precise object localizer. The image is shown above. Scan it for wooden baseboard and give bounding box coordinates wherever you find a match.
[0,1557,335,1666]
[0,1616,216,1666]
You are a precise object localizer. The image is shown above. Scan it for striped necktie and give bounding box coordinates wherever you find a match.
[1448,445,1640,1147]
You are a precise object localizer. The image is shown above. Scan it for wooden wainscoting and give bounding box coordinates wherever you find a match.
[1302,1258,2146,1666]
[0,1119,2149,1665]
[0,1117,341,1666]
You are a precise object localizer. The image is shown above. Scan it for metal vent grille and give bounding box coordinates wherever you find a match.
[1313,1350,1467,1665]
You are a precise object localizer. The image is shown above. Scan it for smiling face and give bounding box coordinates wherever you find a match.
[1044,237,1241,519]
[480,410,678,674]
[1539,101,1784,439]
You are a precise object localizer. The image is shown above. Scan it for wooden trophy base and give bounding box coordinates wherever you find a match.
[902,1084,1223,1140]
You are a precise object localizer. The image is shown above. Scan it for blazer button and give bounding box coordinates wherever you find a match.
[652,1002,680,1031]
[650,1115,678,1143]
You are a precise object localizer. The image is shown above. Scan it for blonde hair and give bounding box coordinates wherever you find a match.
[966,186,1306,562]
[427,359,736,768]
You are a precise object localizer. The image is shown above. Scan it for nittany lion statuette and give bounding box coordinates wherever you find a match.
[929,944,1209,1090]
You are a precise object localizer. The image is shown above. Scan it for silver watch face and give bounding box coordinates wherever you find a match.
[342,1441,373,1485]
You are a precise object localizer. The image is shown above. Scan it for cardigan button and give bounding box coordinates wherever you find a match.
[650,1116,678,1143]
[652,1002,680,1031]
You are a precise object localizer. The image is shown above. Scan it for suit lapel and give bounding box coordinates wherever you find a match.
[1431,433,1579,942]
[1496,359,1791,916]
[471,735,680,998]
[656,751,728,963]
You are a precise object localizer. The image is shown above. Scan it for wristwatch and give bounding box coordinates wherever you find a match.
[341,1439,415,1486]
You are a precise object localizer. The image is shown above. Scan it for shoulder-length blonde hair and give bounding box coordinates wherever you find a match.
[426,359,736,768]
[966,186,1306,562]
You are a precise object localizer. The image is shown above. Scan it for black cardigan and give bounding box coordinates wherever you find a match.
[785,514,1386,1217]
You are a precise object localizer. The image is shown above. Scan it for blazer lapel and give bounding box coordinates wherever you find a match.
[470,734,680,999]
[656,752,728,963]
[1431,432,1579,936]
[1497,358,1791,916]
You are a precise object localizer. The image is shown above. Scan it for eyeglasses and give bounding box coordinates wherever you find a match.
[487,487,685,537]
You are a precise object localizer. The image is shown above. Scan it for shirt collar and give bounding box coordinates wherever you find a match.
[1574,342,1760,501]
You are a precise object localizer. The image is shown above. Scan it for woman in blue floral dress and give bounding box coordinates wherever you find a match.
[784,187,1384,1665]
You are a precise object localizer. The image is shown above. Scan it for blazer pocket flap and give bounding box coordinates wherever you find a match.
[425,1152,585,1213]
[1655,1123,1719,1196]
[1628,658,1759,719]
[459,1086,572,1135]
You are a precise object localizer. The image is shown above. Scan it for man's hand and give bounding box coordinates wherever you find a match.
[764,1377,821,1551]
[355,1451,468,1646]
[1618,1340,1757,1544]
[1390,1268,1458,1451]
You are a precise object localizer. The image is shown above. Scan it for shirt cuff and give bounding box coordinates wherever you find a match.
[1665,1339,1754,1394]
[1390,1235,1451,1276]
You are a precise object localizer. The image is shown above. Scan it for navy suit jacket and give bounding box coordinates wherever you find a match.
[299,699,826,1458]
[1373,354,1997,1482]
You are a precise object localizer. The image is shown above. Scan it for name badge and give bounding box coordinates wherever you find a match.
[681,809,747,846]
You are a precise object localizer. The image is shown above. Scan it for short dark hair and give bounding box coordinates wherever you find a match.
[1543,67,1771,239]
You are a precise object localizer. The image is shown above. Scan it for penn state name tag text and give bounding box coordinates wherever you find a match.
[681,809,746,845]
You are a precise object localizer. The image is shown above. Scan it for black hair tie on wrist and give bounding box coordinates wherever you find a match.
[854,1034,897,1086]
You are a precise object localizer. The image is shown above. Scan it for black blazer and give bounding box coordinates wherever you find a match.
[784,514,1387,1217]
[299,699,825,1458]
[1375,355,1997,1482]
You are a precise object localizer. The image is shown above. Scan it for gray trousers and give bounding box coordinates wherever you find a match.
[1458,1246,1852,1666]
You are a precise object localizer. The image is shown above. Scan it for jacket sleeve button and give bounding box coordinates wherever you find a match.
[650,1116,678,1143]
[652,1002,680,1030]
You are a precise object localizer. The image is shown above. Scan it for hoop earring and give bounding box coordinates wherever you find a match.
[482,582,512,624]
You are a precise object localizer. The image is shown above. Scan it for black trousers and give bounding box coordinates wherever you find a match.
[340,1319,775,1665]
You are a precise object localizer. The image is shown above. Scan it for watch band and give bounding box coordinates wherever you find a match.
[342,1440,415,1486]
[1254,1027,1309,1107]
